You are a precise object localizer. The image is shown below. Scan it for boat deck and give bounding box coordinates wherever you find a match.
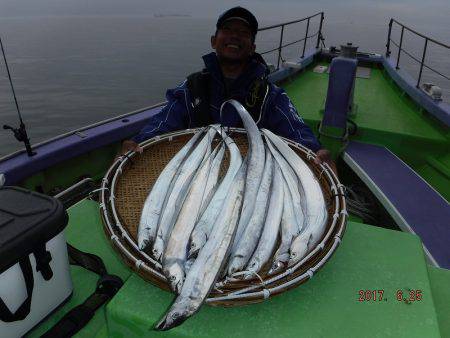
[283,62,450,200]
[27,199,449,338]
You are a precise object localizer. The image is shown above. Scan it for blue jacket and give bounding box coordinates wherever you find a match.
[133,52,321,152]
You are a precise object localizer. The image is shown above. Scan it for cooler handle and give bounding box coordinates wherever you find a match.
[0,256,34,322]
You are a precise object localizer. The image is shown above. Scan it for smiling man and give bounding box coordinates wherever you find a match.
[122,7,332,166]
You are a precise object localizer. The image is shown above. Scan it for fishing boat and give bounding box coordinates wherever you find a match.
[0,12,449,337]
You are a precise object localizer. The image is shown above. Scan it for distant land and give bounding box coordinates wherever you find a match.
[153,14,191,18]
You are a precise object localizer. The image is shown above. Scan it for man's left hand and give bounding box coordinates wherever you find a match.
[314,148,337,175]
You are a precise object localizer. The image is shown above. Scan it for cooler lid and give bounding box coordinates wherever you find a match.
[0,186,68,272]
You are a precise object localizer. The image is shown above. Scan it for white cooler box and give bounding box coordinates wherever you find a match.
[0,186,72,338]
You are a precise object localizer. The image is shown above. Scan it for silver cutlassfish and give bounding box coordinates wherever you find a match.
[246,162,284,276]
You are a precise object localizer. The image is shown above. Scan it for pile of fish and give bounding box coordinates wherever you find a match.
[137,100,328,330]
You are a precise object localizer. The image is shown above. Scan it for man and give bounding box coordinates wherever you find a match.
[121,7,332,166]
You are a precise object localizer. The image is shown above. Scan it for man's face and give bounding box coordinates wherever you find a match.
[211,19,256,64]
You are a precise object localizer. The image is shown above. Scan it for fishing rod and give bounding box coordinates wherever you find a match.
[1,36,35,156]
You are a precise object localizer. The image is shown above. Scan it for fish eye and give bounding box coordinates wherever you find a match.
[291,253,297,258]
[170,275,176,281]
[172,312,179,319]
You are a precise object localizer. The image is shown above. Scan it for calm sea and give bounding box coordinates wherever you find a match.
[1,3,449,156]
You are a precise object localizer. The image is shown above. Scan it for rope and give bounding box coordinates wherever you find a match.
[344,185,378,220]
[231,270,265,285]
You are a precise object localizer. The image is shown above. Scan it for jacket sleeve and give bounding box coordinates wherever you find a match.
[262,88,322,152]
[132,81,192,143]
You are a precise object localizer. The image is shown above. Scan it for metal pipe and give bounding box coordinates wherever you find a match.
[391,19,449,49]
[54,177,95,200]
[258,12,322,31]
[396,26,404,69]
[302,18,310,58]
[260,31,319,55]
[277,25,285,70]
[316,13,324,49]
[417,38,428,88]
[386,18,393,57]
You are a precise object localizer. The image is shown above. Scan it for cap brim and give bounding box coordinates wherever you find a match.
[223,16,251,26]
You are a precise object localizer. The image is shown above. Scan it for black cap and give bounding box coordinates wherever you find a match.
[216,7,258,38]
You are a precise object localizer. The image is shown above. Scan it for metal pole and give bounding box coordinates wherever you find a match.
[316,13,324,49]
[277,25,285,70]
[417,38,428,88]
[0,36,24,125]
[302,18,310,58]
[396,26,404,69]
[386,19,393,57]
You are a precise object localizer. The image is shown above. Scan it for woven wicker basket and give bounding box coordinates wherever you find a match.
[100,128,347,306]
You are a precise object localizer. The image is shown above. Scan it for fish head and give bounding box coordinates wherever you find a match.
[245,259,261,279]
[154,299,195,331]
[227,257,244,276]
[288,234,310,267]
[138,238,148,251]
[166,264,185,294]
[287,251,298,267]
[155,309,186,331]
[188,233,206,259]
[187,242,200,259]
[267,260,285,275]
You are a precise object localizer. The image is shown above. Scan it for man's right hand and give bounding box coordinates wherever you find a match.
[116,140,143,160]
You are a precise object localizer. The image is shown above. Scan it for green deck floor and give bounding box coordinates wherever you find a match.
[28,199,448,338]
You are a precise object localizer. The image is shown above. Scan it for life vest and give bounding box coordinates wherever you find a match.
[186,69,269,127]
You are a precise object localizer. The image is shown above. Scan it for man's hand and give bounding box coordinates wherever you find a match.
[314,148,337,175]
[115,140,143,161]
[122,140,143,154]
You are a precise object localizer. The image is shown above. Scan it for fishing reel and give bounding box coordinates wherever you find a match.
[3,123,36,156]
